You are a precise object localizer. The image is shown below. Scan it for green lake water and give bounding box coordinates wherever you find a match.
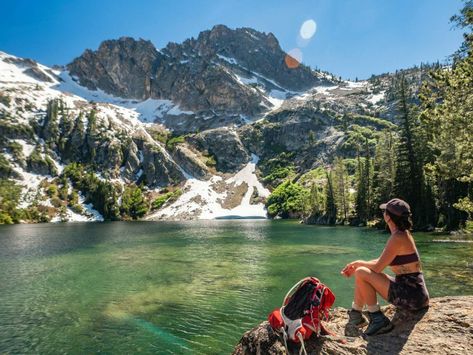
[0,220,472,354]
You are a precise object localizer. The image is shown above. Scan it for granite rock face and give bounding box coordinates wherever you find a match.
[67,37,161,99]
[188,127,250,173]
[233,296,473,355]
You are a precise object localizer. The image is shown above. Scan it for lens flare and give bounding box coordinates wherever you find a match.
[285,48,302,69]
[300,19,317,40]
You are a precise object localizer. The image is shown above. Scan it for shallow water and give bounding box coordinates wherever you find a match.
[0,220,472,354]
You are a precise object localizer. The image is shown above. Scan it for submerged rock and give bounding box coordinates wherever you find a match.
[233,296,473,354]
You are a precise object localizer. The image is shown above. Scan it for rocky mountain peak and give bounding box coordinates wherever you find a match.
[64,26,337,132]
[67,36,161,99]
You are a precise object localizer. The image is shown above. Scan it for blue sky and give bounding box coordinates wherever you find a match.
[0,0,466,79]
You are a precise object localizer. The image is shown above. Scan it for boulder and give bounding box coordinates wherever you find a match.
[233,296,473,355]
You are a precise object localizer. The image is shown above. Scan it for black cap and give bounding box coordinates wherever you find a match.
[380,198,411,217]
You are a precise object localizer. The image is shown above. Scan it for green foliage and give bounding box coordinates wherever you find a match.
[149,129,170,144]
[0,179,22,224]
[0,120,35,139]
[263,166,295,186]
[67,190,83,213]
[355,146,373,224]
[0,92,11,107]
[266,180,309,218]
[166,135,186,150]
[7,141,23,160]
[46,184,58,198]
[43,100,60,146]
[205,155,217,168]
[0,154,14,178]
[151,189,183,210]
[87,109,97,133]
[27,147,58,176]
[341,124,378,153]
[324,171,337,224]
[371,130,396,212]
[333,157,350,222]
[260,152,296,188]
[120,184,149,219]
[392,74,435,229]
[63,163,120,220]
[57,176,69,201]
[342,114,395,130]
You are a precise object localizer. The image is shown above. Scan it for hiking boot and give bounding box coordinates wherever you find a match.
[347,309,368,328]
[364,311,393,336]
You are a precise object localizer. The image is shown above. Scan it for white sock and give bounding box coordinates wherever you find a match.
[351,302,363,311]
[367,304,380,313]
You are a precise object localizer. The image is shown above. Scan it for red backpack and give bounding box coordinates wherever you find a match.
[268,277,335,354]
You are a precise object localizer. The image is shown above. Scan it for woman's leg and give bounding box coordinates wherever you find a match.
[352,267,394,335]
[353,279,365,307]
[354,266,391,305]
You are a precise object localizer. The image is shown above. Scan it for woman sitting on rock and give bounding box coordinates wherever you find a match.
[341,198,430,336]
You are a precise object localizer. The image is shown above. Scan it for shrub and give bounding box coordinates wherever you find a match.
[266,180,309,218]
[46,184,58,197]
[166,135,185,150]
[151,189,182,210]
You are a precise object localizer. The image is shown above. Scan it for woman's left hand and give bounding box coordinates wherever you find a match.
[341,261,362,277]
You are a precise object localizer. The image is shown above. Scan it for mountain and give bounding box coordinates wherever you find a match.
[0,25,431,223]
[67,25,334,132]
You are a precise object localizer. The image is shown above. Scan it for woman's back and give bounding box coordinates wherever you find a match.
[389,231,421,275]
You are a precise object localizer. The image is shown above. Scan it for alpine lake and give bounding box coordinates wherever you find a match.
[0,220,472,354]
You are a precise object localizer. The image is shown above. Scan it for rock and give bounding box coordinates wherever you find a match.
[122,140,141,181]
[23,67,54,83]
[171,144,210,179]
[188,127,250,173]
[67,37,160,99]
[140,142,184,186]
[233,296,473,355]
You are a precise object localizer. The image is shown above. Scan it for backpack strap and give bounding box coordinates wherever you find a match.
[296,332,308,355]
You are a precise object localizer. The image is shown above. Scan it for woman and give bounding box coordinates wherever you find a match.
[341,198,429,336]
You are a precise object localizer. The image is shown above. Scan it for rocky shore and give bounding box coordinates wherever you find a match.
[233,296,473,354]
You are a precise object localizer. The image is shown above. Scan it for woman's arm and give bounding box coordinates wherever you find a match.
[341,237,398,276]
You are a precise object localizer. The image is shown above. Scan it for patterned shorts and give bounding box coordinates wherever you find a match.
[387,272,430,310]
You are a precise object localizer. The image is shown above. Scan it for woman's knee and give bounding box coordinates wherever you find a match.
[354,266,371,279]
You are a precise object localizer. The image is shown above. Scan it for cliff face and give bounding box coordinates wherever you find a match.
[233,296,473,354]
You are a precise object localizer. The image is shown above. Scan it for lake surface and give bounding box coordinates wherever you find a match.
[0,220,472,354]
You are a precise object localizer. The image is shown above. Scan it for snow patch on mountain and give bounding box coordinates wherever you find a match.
[217,54,238,65]
[57,71,193,122]
[147,154,270,220]
[368,91,386,105]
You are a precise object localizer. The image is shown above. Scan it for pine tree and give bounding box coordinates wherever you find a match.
[393,74,427,228]
[86,109,98,163]
[325,171,337,224]
[308,182,322,216]
[355,142,372,224]
[333,157,349,222]
[363,145,373,219]
[42,99,59,147]
[372,130,396,213]
[355,152,366,223]
[121,185,149,220]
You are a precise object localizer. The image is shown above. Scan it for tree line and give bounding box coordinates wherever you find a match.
[266,1,473,232]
